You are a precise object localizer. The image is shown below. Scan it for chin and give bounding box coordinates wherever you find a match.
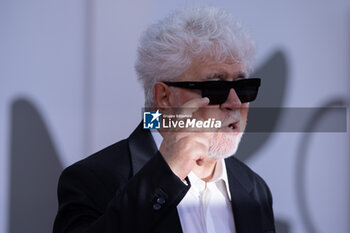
[208,132,243,160]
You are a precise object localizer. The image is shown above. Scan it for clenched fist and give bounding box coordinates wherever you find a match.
[159,97,213,180]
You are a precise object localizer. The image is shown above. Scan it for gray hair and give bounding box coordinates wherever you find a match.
[135,7,256,107]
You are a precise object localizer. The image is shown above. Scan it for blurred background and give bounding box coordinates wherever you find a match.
[0,0,349,232]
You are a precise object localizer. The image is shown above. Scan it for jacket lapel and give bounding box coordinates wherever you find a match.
[127,122,183,233]
[128,122,159,176]
[225,157,262,233]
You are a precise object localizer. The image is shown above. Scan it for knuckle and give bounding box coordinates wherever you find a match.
[178,137,193,150]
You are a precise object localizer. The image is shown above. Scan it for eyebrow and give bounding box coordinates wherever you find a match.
[204,72,247,80]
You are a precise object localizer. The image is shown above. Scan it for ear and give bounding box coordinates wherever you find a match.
[153,82,175,108]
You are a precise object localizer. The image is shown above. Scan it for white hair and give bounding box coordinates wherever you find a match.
[135,7,256,107]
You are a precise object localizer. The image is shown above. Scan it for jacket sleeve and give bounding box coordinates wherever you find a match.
[53,152,190,233]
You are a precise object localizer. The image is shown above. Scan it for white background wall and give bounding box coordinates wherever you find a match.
[1,0,349,232]
[1,1,87,232]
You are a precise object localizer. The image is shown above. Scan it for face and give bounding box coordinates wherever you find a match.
[169,58,249,159]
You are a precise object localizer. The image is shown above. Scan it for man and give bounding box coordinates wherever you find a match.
[53,7,275,233]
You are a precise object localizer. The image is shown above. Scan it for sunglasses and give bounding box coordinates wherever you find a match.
[163,78,261,105]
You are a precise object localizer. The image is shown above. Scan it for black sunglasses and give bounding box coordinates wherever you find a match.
[163,78,261,105]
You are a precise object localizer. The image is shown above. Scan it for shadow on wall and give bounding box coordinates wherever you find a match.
[236,50,288,162]
[9,99,63,233]
[236,50,292,233]
[295,98,348,233]
[7,51,292,233]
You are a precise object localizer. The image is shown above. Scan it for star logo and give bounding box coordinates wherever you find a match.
[150,110,161,123]
[143,110,162,129]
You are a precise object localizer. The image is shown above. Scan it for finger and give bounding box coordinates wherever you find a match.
[177,97,209,116]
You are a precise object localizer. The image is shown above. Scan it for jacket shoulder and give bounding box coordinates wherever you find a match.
[60,139,132,194]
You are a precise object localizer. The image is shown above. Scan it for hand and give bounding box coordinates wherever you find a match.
[159,97,211,180]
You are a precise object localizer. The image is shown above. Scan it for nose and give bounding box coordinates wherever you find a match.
[220,88,242,110]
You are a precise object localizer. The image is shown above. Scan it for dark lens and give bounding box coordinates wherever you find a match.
[235,86,259,103]
[166,78,260,105]
[202,88,230,105]
[202,85,259,104]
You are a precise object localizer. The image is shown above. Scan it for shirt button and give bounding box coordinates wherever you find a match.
[153,203,161,210]
[157,197,165,205]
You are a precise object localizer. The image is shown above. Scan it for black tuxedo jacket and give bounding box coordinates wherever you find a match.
[53,123,275,233]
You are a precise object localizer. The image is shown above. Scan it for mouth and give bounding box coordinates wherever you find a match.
[227,121,240,134]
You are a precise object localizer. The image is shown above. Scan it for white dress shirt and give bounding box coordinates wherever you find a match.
[151,131,236,233]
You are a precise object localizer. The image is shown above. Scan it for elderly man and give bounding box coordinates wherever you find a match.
[54,7,275,233]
